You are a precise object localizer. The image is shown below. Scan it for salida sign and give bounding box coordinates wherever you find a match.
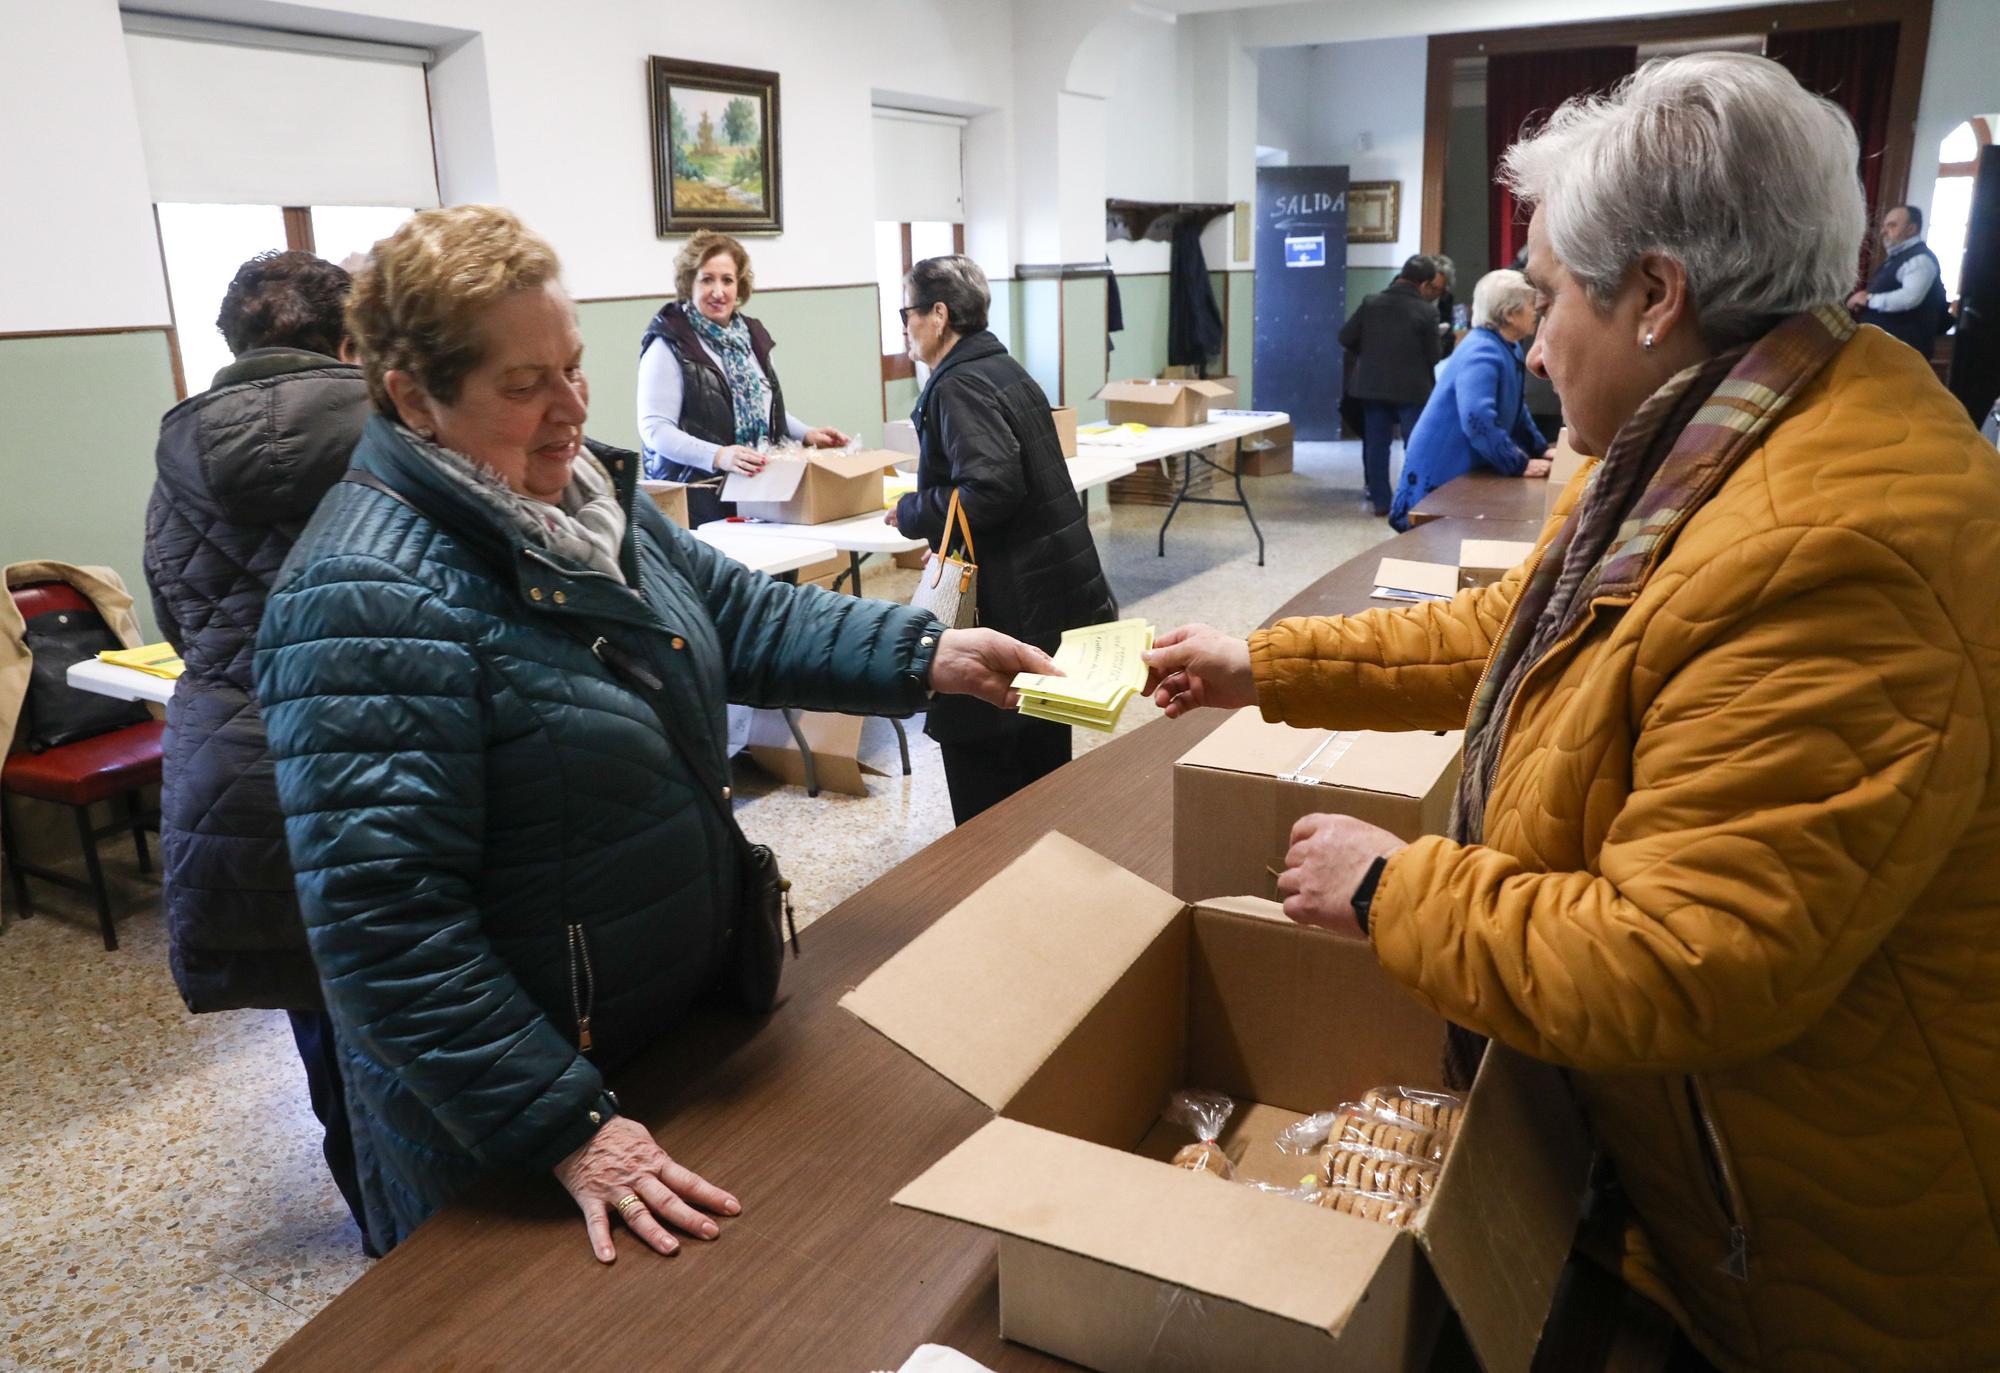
[1268,189,1345,229]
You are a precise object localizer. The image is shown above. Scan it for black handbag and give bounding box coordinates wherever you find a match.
[338,468,798,1014]
[18,607,152,752]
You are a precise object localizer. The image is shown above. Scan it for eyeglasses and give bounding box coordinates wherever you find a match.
[897,304,934,323]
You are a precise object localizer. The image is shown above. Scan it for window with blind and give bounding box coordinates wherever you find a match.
[123,16,440,394]
[873,109,966,380]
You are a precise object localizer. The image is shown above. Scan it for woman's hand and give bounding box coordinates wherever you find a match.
[802,427,851,449]
[929,628,1059,708]
[1275,814,1404,936]
[1523,457,1553,479]
[1143,624,1256,719]
[553,1115,740,1264]
[715,445,766,476]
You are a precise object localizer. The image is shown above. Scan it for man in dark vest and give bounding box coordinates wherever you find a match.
[1848,204,1948,358]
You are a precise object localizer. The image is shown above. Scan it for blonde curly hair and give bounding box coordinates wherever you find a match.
[673,231,755,307]
[345,204,563,417]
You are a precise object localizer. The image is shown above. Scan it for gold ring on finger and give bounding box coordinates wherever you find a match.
[614,1193,644,1220]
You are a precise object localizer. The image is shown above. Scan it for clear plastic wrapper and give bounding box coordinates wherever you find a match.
[1278,1086,1465,1167]
[1305,1185,1417,1228]
[1165,1089,1236,1179]
[1320,1144,1440,1203]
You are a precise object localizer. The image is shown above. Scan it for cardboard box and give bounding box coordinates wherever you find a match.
[722,450,890,525]
[1159,368,1240,405]
[1051,406,1079,459]
[843,832,1591,1373]
[1096,378,1233,429]
[1173,709,1463,905]
[639,479,690,529]
[1457,539,1536,590]
[744,708,868,796]
[794,553,849,592]
[1542,431,1590,520]
[883,419,921,458]
[1234,420,1294,477]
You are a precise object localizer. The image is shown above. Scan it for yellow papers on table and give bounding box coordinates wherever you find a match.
[883,471,918,509]
[97,642,185,679]
[1012,618,1154,732]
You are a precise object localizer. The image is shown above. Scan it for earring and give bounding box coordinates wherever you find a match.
[1642,333,1657,352]
[416,426,435,440]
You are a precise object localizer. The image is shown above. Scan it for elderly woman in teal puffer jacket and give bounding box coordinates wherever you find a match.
[254,206,1051,1261]
[1386,268,1553,531]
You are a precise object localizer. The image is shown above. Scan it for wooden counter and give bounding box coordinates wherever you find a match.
[1408,469,1551,526]
[260,509,1652,1373]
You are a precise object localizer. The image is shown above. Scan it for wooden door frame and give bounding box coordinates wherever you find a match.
[1420,0,1933,255]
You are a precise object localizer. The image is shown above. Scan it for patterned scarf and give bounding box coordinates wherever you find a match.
[687,309,773,450]
[1439,304,1857,1086]
[401,425,630,583]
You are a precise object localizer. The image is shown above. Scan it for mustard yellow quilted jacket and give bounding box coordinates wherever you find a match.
[1251,328,2000,1373]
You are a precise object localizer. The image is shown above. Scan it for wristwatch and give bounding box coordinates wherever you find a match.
[1350,855,1389,935]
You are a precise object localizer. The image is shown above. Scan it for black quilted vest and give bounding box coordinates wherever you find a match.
[639,302,789,469]
[1861,240,1948,357]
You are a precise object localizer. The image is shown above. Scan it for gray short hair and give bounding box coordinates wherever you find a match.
[1433,254,1457,291]
[1499,52,1865,347]
[905,255,989,335]
[1470,269,1535,331]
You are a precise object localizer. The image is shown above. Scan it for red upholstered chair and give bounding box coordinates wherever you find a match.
[2,582,163,949]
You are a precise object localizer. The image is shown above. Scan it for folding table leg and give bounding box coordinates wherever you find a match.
[129,793,150,873]
[779,708,820,797]
[890,718,912,776]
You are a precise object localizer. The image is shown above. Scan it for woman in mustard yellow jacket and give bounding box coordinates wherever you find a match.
[1148,54,2000,1373]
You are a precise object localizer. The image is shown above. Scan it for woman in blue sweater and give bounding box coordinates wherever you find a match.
[1386,269,1552,531]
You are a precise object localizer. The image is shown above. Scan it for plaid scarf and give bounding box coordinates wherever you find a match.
[1439,304,1857,1086]
[687,309,774,450]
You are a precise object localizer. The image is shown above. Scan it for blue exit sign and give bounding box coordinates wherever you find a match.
[1284,235,1326,268]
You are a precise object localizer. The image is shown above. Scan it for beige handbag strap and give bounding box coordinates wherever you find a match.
[940,487,977,563]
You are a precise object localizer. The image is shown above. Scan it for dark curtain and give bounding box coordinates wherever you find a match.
[1487,46,1636,271]
[1167,216,1225,369]
[1768,21,1901,283]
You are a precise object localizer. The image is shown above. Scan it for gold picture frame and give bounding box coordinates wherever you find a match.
[648,56,783,236]
[1347,181,1400,245]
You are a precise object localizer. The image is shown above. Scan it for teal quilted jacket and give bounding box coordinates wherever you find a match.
[255,416,941,1249]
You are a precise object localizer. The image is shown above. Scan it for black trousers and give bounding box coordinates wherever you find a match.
[287,1009,376,1256]
[937,715,1072,825]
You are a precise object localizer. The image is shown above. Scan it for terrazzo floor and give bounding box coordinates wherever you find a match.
[1,440,1403,1371]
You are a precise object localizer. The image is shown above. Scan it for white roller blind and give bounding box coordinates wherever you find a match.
[124,30,439,207]
[873,109,964,223]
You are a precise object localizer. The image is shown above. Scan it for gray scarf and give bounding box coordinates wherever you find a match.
[400,425,629,582]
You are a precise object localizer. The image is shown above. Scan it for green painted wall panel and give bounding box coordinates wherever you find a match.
[0,331,179,638]
[1443,102,1492,282]
[1018,278,1061,404]
[1344,267,1397,320]
[883,376,918,428]
[1107,274,1168,384]
[1061,277,1108,423]
[1228,271,1255,407]
[575,285,884,452]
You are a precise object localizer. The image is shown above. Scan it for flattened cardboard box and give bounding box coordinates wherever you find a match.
[722,450,891,524]
[639,479,690,529]
[841,833,1591,1373]
[1096,378,1233,429]
[1174,710,1463,906]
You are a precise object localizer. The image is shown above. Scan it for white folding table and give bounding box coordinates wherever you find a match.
[65,658,175,706]
[1074,408,1292,565]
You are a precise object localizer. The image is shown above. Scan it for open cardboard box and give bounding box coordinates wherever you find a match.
[744,708,869,795]
[1458,539,1536,590]
[843,833,1591,1373]
[1371,539,1535,602]
[1160,368,1240,404]
[1097,378,1233,428]
[639,479,691,529]
[1174,709,1462,905]
[1052,406,1079,459]
[723,449,891,524]
[1542,431,1590,520]
[1234,421,1293,477]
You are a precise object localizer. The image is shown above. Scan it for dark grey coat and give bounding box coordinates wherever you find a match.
[143,348,369,1013]
[1339,279,1442,406]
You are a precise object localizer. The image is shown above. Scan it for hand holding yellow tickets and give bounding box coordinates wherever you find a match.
[1012,618,1154,732]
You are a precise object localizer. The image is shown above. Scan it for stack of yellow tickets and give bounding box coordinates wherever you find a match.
[1011,618,1154,732]
[96,643,185,679]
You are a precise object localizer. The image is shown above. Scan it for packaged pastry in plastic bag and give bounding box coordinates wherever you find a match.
[1320,1145,1441,1203]
[1165,1089,1236,1179]
[1306,1184,1417,1228]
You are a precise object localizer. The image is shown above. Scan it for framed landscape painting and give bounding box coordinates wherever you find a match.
[648,57,782,236]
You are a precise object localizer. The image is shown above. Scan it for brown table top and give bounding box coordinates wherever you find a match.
[1408,469,1549,526]
[259,516,1555,1373]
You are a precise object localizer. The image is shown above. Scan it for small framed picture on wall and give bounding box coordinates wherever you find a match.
[648,56,783,236]
[1347,182,1400,245]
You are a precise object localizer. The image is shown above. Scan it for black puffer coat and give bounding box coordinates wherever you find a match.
[143,348,368,1012]
[895,331,1116,741]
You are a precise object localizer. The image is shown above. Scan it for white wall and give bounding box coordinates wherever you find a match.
[0,0,172,331]
[1909,0,2000,241]
[1256,36,1427,270]
[1237,0,1826,48]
